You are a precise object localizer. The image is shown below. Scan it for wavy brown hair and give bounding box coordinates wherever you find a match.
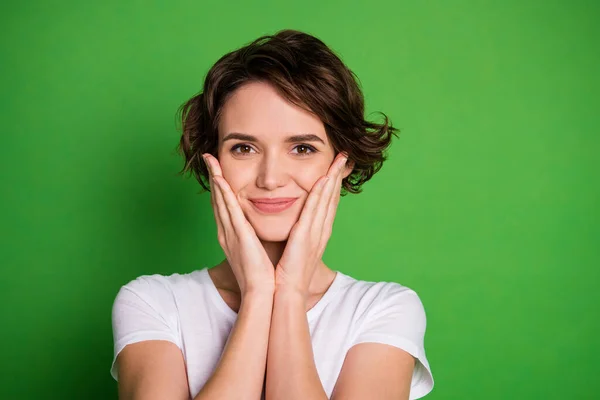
[176,29,399,195]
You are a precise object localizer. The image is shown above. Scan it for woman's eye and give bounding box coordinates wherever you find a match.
[231,144,255,155]
[292,144,317,156]
[230,144,317,156]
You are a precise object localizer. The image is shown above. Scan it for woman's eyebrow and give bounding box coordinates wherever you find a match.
[222,132,325,145]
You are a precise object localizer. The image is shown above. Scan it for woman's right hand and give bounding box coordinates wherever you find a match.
[202,153,276,297]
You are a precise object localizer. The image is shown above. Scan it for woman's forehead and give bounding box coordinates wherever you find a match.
[219,82,327,143]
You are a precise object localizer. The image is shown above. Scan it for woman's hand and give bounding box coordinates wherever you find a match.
[274,152,349,297]
[203,153,276,297]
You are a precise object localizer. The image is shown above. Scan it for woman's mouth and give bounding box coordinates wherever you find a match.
[249,198,297,214]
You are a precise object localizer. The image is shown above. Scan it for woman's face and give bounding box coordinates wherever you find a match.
[216,81,350,242]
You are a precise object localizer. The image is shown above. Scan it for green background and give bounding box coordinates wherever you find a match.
[1,1,598,399]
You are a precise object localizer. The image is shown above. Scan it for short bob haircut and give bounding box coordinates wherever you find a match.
[176,29,399,196]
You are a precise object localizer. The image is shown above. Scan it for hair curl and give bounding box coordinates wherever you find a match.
[176,29,399,196]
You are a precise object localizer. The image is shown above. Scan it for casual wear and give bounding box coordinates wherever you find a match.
[110,267,434,399]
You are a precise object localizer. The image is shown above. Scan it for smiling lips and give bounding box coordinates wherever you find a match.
[249,198,298,214]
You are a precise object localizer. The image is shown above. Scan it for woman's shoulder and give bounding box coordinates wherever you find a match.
[337,270,422,300]
[334,271,427,320]
[113,268,209,301]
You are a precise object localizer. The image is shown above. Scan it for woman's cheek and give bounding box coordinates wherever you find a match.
[222,168,252,194]
[301,170,326,192]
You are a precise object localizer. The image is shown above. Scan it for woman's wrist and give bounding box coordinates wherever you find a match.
[241,285,275,303]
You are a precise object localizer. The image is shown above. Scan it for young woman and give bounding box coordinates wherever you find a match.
[110,29,434,400]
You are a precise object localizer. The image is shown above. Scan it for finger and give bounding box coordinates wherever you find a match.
[325,154,346,211]
[213,174,251,234]
[208,154,239,230]
[326,152,347,179]
[213,177,232,229]
[315,154,347,252]
[314,154,346,230]
[203,154,225,236]
[330,153,347,205]
[301,153,345,230]
[297,175,329,229]
[322,154,347,235]
[205,154,232,232]
[206,153,225,177]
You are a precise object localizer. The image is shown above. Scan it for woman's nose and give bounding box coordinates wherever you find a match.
[255,156,288,190]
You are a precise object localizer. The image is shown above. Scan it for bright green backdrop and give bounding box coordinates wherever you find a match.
[1,1,598,399]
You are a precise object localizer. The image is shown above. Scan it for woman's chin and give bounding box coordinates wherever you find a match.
[251,221,293,243]
[243,204,299,243]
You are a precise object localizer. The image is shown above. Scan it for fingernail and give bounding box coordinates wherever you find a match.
[203,154,211,172]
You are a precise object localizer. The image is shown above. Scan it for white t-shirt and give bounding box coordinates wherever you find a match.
[110,268,434,399]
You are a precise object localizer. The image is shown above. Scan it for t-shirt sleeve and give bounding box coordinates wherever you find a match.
[110,275,182,381]
[350,283,434,400]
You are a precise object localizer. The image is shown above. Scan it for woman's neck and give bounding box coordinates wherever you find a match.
[260,239,286,268]
[210,239,334,296]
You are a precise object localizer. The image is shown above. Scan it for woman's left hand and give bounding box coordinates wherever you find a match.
[275,152,349,297]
